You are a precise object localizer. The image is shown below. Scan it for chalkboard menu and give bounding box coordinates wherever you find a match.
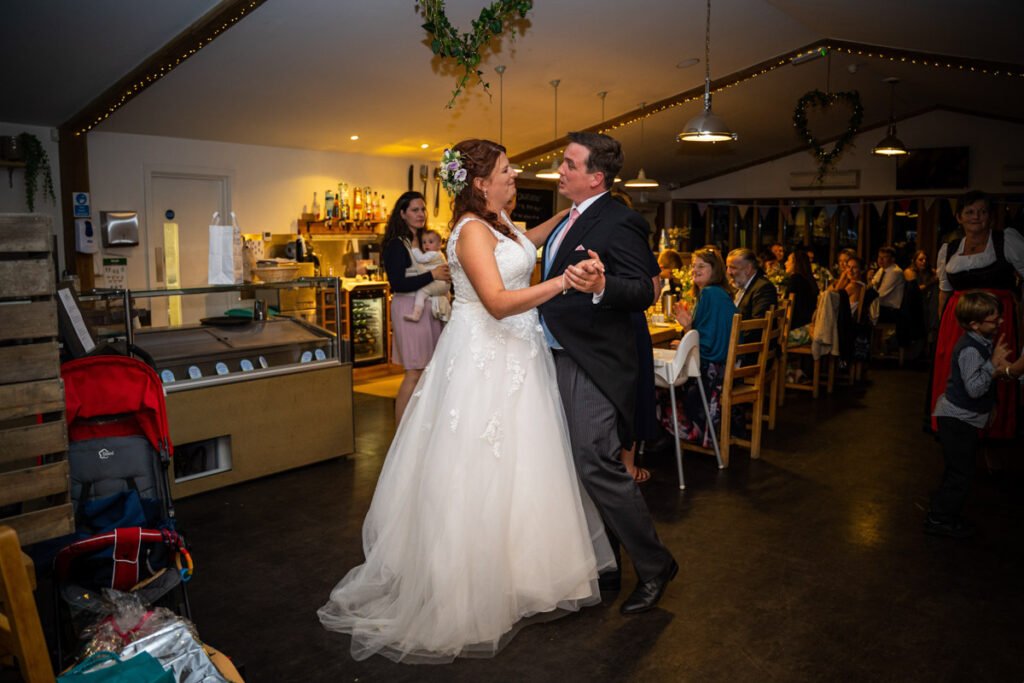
[511,186,556,228]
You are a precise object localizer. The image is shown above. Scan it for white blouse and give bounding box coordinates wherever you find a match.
[936,228,1024,292]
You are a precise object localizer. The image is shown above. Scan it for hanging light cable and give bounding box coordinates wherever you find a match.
[625,102,659,188]
[872,77,909,156]
[597,91,622,183]
[495,65,522,173]
[536,79,562,180]
[678,0,737,143]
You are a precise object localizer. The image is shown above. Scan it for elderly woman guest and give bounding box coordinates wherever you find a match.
[659,247,736,446]
[930,189,1024,439]
[382,191,451,424]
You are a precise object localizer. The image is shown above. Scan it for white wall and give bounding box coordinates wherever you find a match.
[671,110,1024,200]
[87,131,450,289]
[0,122,65,271]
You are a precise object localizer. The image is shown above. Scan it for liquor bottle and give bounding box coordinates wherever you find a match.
[312,192,321,220]
[324,189,334,220]
[341,184,350,221]
[380,194,387,221]
[336,182,345,220]
[353,186,363,222]
[331,190,340,219]
[372,192,380,221]
[363,187,372,221]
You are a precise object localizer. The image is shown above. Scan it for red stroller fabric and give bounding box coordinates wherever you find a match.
[62,355,173,456]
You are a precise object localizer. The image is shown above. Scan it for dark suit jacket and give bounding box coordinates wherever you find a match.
[537,193,654,445]
[737,271,778,321]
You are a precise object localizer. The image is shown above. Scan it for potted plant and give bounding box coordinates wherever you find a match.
[17,132,55,213]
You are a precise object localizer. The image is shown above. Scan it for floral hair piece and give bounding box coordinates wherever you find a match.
[439,147,468,196]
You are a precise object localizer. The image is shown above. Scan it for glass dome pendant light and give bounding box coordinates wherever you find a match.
[495,65,523,173]
[624,103,659,188]
[872,77,909,156]
[535,79,562,180]
[678,0,737,142]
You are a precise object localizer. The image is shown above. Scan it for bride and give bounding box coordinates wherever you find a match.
[318,139,615,663]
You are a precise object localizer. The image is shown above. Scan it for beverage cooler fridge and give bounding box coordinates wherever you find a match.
[348,285,388,366]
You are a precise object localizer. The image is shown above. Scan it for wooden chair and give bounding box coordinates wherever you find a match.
[0,525,55,683]
[681,310,774,467]
[779,293,835,402]
[762,298,787,431]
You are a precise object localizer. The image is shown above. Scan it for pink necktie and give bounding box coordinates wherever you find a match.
[549,207,580,258]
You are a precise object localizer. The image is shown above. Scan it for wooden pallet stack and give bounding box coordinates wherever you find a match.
[0,214,74,546]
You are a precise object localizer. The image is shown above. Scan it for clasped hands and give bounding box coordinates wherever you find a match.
[562,250,605,294]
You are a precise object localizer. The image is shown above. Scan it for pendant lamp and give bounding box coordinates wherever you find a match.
[678,0,737,143]
[872,77,908,157]
[535,79,562,180]
[625,103,659,188]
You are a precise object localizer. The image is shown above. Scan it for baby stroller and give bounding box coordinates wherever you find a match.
[53,355,193,663]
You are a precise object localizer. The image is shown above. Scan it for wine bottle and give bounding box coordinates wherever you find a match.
[312,192,321,220]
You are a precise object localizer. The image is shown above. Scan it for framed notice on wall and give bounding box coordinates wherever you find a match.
[511,186,556,229]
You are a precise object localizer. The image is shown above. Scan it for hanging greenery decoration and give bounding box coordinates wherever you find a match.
[418,0,533,108]
[792,89,864,180]
[17,133,56,213]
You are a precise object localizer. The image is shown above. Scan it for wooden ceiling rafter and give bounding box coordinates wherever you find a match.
[60,0,270,137]
[510,38,1024,169]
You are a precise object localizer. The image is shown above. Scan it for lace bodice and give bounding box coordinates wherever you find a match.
[445,215,543,350]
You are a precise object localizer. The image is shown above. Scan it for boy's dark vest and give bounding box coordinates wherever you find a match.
[945,230,1017,291]
[944,333,996,414]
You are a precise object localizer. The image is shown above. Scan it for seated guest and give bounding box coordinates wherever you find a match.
[785,250,819,345]
[658,247,736,447]
[834,248,857,279]
[727,248,777,320]
[837,256,867,318]
[870,246,905,323]
[657,248,685,294]
[760,249,784,281]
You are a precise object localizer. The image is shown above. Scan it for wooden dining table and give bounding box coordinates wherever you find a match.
[648,322,683,347]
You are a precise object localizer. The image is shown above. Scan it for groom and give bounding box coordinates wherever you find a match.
[538,132,677,614]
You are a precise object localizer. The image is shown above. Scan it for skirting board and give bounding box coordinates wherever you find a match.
[789,170,860,190]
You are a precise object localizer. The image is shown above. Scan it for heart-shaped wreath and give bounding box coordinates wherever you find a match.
[419,0,533,108]
[793,89,864,180]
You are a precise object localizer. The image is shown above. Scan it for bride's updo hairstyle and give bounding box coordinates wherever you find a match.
[450,138,511,237]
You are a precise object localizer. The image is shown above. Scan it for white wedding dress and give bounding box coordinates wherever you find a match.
[318,217,615,663]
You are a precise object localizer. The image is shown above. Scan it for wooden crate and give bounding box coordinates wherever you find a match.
[0,214,73,546]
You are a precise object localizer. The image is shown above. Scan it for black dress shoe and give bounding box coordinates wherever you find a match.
[598,572,621,593]
[620,559,678,615]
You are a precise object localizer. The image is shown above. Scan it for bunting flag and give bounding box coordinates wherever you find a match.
[697,202,708,216]
[759,204,771,219]
[850,203,861,219]
[873,200,888,217]
[737,204,750,219]
[825,204,838,219]
[781,204,792,220]
[948,198,958,215]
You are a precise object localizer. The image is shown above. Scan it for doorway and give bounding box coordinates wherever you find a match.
[145,170,235,327]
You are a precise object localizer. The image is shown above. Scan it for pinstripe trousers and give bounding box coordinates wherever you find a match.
[553,350,675,582]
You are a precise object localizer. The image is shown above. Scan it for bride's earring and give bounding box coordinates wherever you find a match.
[484,189,488,200]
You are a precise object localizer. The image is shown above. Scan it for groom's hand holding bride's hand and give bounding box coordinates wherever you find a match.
[565,250,605,294]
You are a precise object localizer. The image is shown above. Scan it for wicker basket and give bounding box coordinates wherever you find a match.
[253,264,299,283]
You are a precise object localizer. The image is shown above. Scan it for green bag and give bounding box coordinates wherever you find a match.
[58,651,174,683]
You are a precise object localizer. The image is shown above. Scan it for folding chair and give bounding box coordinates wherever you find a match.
[653,330,722,489]
[0,525,54,683]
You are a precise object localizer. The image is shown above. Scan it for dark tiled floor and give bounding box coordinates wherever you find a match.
[168,368,1023,682]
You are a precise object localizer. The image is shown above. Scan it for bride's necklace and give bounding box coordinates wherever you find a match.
[962,232,989,255]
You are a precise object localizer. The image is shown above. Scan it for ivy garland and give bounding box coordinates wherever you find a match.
[793,89,864,180]
[418,0,533,108]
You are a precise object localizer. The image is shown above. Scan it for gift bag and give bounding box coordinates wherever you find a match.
[207,211,243,285]
[58,651,174,683]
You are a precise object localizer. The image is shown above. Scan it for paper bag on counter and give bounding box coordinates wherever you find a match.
[208,211,243,285]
